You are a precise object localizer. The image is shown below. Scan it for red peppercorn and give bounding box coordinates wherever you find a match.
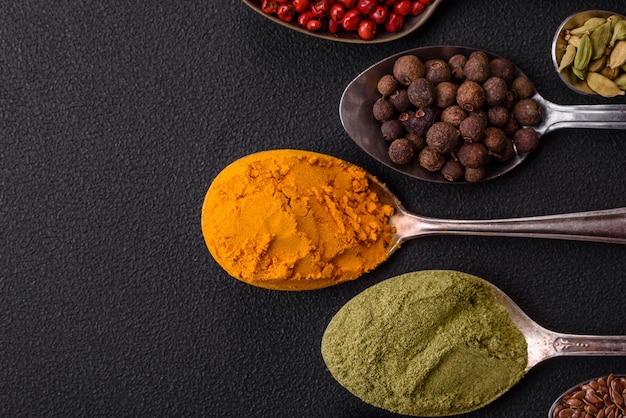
[311,0,330,18]
[418,0,433,4]
[328,18,341,33]
[306,19,323,31]
[297,10,314,27]
[357,19,377,40]
[336,0,356,8]
[329,3,345,22]
[261,0,279,14]
[357,0,377,15]
[384,12,403,32]
[342,9,361,30]
[292,0,310,12]
[410,1,425,15]
[275,0,289,3]
[393,0,411,17]
[383,0,395,5]
[276,3,295,21]
[370,5,387,24]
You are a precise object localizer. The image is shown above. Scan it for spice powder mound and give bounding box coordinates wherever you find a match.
[321,270,528,416]
[201,149,395,291]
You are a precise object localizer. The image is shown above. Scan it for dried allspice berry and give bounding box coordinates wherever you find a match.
[373,98,395,122]
[377,74,398,97]
[441,159,464,181]
[381,119,405,141]
[418,146,446,171]
[513,127,540,152]
[389,89,412,112]
[426,122,459,153]
[487,106,509,127]
[434,82,458,108]
[405,132,426,151]
[511,76,535,99]
[402,107,438,136]
[459,114,486,143]
[463,56,490,83]
[457,142,490,168]
[407,78,435,108]
[393,55,425,86]
[482,127,507,153]
[456,80,485,112]
[448,54,467,81]
[489,57,516,85]
[483,77,508,106]
[388,138,415,165]
[464,166,486,183]
[424,59,452,84]
[440,105,467,128]
[513,98,542,125]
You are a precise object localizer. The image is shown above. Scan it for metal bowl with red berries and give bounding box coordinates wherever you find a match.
[243,0,444,43]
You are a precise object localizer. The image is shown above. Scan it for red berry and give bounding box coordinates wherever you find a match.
[328,19,341,33]
[329,3,345,22]
[393,0,411,17]
[410,1,425,15]
[357,19,377,40]
[306,19,323,31]
[261,0,278,14]
[342,9,361,30]
[311,0,330,17]
[292,0,310,12]
[276,3,295,21]
[370,5,387,24]
[418,0,433,4]
[336,0,356,8]
[357,0,377,15]
[297,10,314,27]
[384,12,403,32]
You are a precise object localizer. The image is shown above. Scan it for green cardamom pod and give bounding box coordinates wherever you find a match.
[608,40,626,69]
[572,66,586,80]
[586,71,625,97]
[567,35,581,48]
[601,65,620,80]
[608,14,624,31]
[587,55,607,73]
[610,20,626,47]
[590,21,612,60]
[569,17,606,37]
[614,73,626,90]
[573,33,592,71]
[558,44,577,72]
[621,63,626,72]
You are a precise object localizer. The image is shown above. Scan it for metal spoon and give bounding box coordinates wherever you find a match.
[547,374,626,418]
[552,10,626,96]
[241,0,444,44]
[340,46,626,183]
[365,175,626,257]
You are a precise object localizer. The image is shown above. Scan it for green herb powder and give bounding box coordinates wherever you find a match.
[321,270,527,416]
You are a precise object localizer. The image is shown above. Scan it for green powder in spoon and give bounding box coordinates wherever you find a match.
[321,270,527,416]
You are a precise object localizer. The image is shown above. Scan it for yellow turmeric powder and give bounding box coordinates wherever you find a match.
[201,149,395,290]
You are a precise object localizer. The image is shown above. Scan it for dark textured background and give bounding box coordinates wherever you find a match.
[1,1,625,417]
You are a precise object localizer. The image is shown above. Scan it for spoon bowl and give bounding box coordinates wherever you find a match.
[242,0,444,44]
[365,174,626,254]
[340,46,626,183]
[552,10,626,96]
[547,374,626,418]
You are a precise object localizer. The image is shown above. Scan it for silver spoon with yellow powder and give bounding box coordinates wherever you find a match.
[321,270,626,417]
[202,149,625,291]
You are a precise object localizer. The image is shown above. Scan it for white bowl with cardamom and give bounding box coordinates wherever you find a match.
[552,10,626,97]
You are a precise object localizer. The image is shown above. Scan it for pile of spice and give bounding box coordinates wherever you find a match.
[551,374,626,418]
[321,270,528,416]
[556,13,626,97]
[372,50,543,182]
[201,149,395,291]
[258,0,432,41]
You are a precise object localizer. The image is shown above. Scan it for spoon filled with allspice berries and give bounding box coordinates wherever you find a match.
[340,45,626,183]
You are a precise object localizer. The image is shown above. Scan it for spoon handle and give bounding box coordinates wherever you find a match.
[543,100,626,134]
[419,207,626,243]
[552,334,626,356]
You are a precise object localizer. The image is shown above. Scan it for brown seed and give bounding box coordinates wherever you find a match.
[407,78,435,108]
[456,80,485,112]
[559,408,576,417]
[483,76,509,106]
[448,54,467,81]
[377,74,398,96]
[393,55,425,86]
[567,398,584,408]
[513,98,542,126]
[434,81,458,108]
[424,59,451,84]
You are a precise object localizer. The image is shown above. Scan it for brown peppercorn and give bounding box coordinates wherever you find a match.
[407,78,435,108]
[456,80,485,112]
[440,105,467,128]
[459,114,486,143]
[418,146,446,172]
[389,89,412,112]
[483,77,508,106]
[393,55,425,86]
[464,166,486,183]
[457,142,490,168]
[381,119,405,141]
[511,76,535,99]
[434,81,458,108]
[441,159,464,181]
[424,59,452,84]
[513,127,540,152]
[373,98,395,122]
[513,98,542,126]
[482,127,507,153]
[405,132,426,151]
[388,138,415,165]
[487,106,509,127]
[491,137,516,162]
[489,57,516,85]
[448,54,467,81]
[377,74,398,97]
[426,122,459,153]
[463,57,490,83]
